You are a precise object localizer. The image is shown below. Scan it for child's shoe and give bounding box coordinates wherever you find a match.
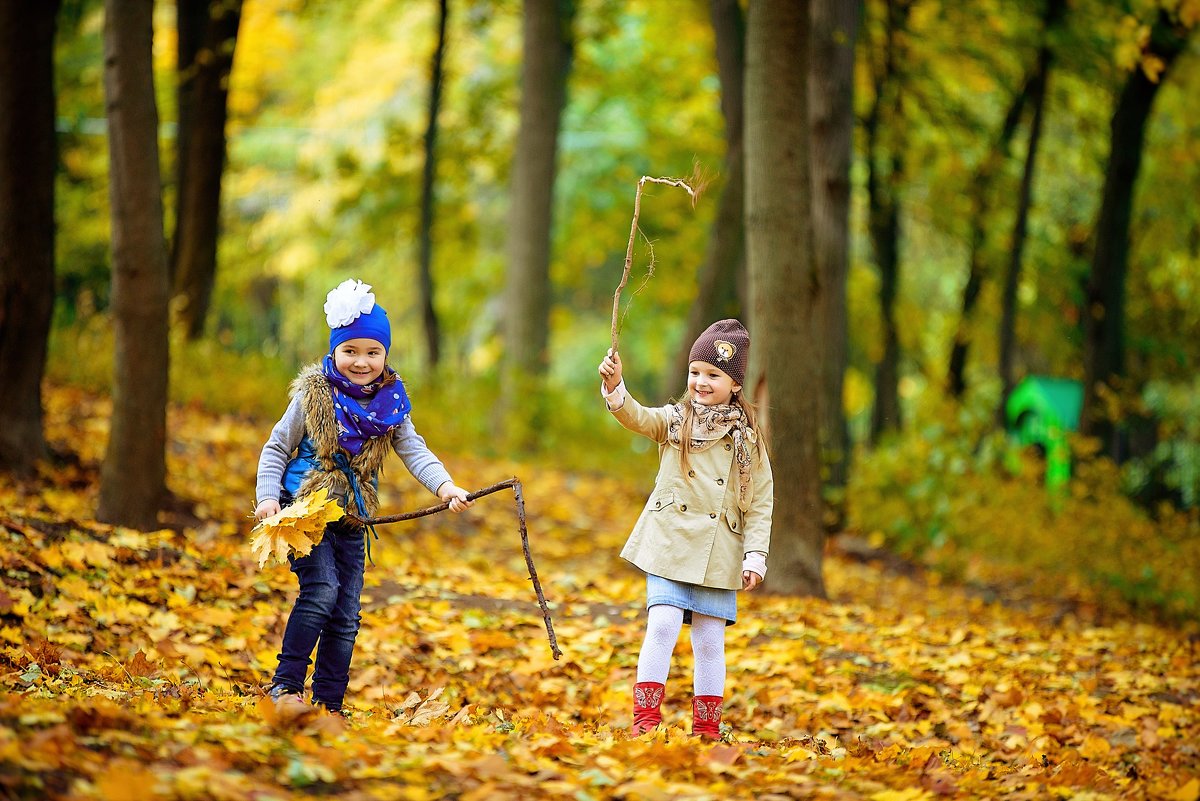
[268,683,303,704]
[312,698,350,718]
[631,681,665,735]
[692,695,723,740]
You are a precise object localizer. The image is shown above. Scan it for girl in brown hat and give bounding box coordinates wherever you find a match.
[598,319,773,740]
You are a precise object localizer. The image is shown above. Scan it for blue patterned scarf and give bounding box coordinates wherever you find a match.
[321,354,412,456]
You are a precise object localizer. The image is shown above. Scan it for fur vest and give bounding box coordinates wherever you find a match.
[285,363,393,517]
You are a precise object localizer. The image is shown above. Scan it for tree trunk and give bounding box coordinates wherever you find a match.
[809,0,858,495]
[946,76,1030,399]
[98,0,171,529]
[745,0,825,598]
[174,0,203,234]
[998,0,1066,424]
[865,0,910,444]
[417,0,448,369]
[171,0,242,340]
[501,0,575,446]
[0,1,59,475]
[667,0,745,398]
[1081,11,1190,454]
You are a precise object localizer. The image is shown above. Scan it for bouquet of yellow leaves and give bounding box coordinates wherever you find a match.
[249,488,344,568]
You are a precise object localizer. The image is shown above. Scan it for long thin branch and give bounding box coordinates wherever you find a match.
[349,478,518,525]
[349,477,562,660]
[610,175,700,352]
[511,479,562,659]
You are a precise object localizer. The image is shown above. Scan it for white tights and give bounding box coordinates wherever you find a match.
[635,604,726,696]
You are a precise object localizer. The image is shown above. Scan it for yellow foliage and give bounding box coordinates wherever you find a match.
[248,488,342,568]
[94,760,161,800]
[1141,53,1167,82]
[1,383,1198,800]
[1184,0,1200,27]
[1168,778,1200,801]
[848,411,1200,622]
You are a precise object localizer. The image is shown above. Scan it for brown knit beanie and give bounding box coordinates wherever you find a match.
[688,319,749,386]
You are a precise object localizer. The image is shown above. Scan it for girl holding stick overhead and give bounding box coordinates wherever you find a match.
[598,320,772,740]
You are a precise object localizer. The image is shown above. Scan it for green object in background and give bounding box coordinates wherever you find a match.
[1005,376,1084,488]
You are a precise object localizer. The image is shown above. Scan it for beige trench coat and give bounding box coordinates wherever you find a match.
[610,390,773,590]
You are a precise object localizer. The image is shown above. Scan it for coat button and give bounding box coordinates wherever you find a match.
[717,478,724,485]
[680,504,687,511]
[688,470,696,477]
[731,521,737,529]
[724,443,732,451]
[709,512,717,519]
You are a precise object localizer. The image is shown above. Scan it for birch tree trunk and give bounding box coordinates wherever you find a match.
[98,0,170,529]
[745,0,825,597]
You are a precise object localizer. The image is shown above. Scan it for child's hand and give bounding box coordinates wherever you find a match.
[598,348,623,393]
[742,570,762,591]
[255,499,281,521]
[438,482,474,513]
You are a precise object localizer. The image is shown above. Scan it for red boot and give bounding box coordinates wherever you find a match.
[631,681,665,735]
[692,695,723,740]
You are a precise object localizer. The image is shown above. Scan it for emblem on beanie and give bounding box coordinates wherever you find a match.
[325,279,376,329]
[714,340,736,362]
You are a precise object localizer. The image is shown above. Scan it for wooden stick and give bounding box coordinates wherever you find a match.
[610,175,699,353]
[349,478,518,525]
[349,477,562,660]
[510,479,562,659]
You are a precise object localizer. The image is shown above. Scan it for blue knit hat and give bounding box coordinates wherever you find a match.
[324,279,392,353]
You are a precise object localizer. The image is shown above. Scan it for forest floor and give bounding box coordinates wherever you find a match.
[0,384,1197,800]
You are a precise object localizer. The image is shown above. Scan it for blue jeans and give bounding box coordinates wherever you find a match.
[272,519,365,710]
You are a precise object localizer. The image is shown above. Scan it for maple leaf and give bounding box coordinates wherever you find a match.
[125,650,159,678]
[25,638,63,675]
[388,687,454,727]
[248,488,342,568]
[256,695,344,736]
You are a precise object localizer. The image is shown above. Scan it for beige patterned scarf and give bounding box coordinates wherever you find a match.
[667,400,756,512]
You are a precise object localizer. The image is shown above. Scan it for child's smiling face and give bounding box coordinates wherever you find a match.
[688,361,741,406]
[333,338,387,385]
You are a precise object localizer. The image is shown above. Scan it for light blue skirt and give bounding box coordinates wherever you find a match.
[646,573,737,626]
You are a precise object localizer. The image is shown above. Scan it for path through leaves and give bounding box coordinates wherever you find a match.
[0,385,1197,799]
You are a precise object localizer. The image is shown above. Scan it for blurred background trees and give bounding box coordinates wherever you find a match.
[1,0,1197,614]
[0,1,58,475]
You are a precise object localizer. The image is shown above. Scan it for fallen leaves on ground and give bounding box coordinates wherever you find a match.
[0,383,1196,799]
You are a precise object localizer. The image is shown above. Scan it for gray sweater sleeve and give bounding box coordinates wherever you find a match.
[256,389,452,503]
[391,416,453,496]
[255,393,305,505]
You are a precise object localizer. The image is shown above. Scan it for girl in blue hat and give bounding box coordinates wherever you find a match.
[254,279,473,714]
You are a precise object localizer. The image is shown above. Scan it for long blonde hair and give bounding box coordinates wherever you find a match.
[676,388,762,479]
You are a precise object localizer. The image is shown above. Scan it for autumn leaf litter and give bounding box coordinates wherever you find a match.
[0,384,1196,799]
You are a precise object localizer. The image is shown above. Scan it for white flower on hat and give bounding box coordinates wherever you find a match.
[324,279,376,328]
